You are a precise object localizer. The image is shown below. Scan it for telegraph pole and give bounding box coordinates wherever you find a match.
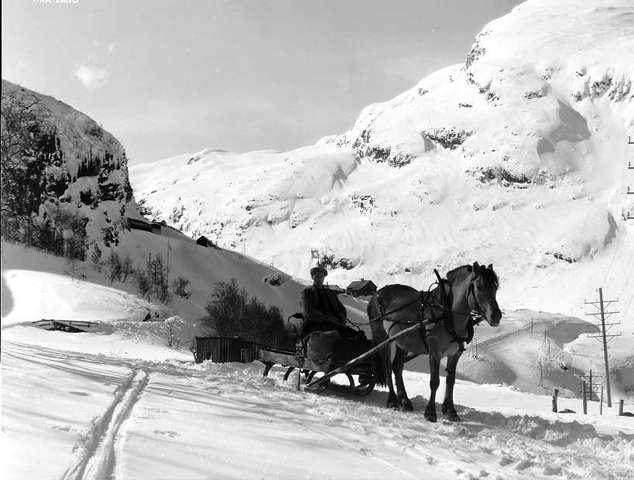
[626,136,634,219]
[166,238,170,286]
[585,288,621,407]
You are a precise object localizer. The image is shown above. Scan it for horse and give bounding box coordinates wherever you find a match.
[367,262,501,422]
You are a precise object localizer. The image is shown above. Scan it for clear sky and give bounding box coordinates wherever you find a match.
[2,0,521,164]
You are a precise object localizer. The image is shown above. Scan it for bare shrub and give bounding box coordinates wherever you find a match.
[205,278,292,349]
[135,268,151,298]
[107,250,122,283]
[120,255,133,282]
[171,276,192,299]
[162,316,182,348]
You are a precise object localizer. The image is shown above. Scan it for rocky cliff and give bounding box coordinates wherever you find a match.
[1,80,138,255]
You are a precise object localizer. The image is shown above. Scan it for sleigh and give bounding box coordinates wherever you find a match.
[257,308,452,397]
[257,315,378,396]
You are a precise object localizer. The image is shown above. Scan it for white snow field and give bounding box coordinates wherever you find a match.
[3,242,634,480]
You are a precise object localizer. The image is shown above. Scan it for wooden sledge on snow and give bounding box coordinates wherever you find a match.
[32,319,98,333]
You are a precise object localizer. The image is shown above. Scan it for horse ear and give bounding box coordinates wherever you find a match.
[488,264,493,270]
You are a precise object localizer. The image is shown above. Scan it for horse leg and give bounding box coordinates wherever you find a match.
[424,354,441,422]
[442,352,462,421]
[393,346,413,411]
[382,344,398,408]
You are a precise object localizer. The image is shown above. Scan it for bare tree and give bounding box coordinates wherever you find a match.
[162,317,181,348]
[0,92,50,239]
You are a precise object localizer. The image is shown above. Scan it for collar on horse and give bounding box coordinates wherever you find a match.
[421,269,483,351]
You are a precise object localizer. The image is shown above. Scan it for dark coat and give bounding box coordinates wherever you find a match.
[301,286,347,333]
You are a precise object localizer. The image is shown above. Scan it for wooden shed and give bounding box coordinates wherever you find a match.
[126,217,154,232]
[193,336,259,364]
[325,284,345,294]
[346,279,377,297]
[196,235,216,248]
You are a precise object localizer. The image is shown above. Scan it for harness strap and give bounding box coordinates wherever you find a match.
[375,270,484,352]
[435,271,475,350]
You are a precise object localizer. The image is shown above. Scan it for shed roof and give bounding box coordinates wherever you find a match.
[346,280,376,291]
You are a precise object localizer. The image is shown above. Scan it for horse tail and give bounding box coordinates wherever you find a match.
[367,293,383,331]
[366,294,375,323]
[371,346,388,387]
[367,293,389,387]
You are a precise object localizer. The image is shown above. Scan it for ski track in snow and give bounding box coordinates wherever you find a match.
[61,369,149,480]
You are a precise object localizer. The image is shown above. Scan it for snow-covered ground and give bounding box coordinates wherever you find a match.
[3,339,634,480]
[3,243,634,479]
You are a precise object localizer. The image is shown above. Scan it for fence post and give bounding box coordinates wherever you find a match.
[589,370,593,401]
[552,388,559,413]
[582,381,587,414]
[600,386,604,415]
[619,399,624,416]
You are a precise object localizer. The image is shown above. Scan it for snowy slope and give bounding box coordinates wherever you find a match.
[130,0,634,338]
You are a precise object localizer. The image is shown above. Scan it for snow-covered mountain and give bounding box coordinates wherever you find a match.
[131,0,634,329]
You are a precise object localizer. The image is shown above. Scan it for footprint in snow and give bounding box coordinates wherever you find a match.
[154,430,180,438]
[543,465,562,476]
[147,408,168,414]
[515,459,533,471]
[52,425,73,433]
[68,391,89,396]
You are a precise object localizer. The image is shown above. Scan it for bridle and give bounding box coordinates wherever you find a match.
[429,270,484,348]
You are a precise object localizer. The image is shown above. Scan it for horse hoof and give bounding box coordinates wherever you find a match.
[399,399,413,412]
[445,413,461,422]
[424,411,437,422]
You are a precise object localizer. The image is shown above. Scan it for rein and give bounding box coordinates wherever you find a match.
[371,269,484,349]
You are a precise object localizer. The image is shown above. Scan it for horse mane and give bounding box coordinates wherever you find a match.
[481,265,499,289]
[445,265,471,282]
[446,264,499,289]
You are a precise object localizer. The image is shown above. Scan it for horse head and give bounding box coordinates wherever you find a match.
[468,262,502,327]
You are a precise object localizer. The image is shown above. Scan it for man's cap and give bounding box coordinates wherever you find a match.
[310,266,328,277]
